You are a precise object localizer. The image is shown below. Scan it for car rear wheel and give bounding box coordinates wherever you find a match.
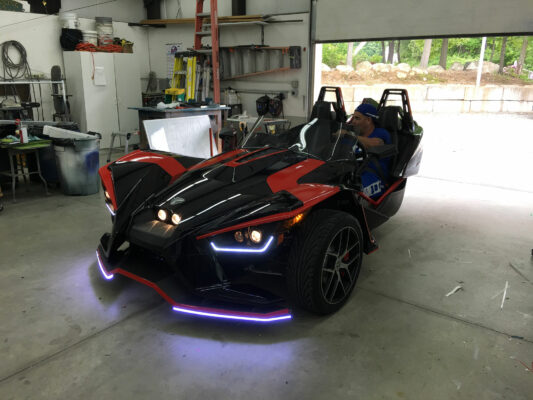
[287,209,363,315]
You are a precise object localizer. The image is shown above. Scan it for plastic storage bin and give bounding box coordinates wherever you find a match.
[43,126,101,195]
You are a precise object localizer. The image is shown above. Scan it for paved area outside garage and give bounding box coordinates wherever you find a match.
[416,112,533,192]
[0,113,532,399]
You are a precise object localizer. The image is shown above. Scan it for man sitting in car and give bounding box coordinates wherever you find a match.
[348,103,392,199]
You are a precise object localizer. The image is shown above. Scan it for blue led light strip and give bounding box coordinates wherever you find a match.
[96,251,114,280]
[105,202,116,216]
[172,306,291,322]
[210,236,274,253]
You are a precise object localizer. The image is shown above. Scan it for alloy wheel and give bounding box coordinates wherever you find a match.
[320,226,361,304]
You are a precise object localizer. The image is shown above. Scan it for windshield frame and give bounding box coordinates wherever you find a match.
[241,119,362,162]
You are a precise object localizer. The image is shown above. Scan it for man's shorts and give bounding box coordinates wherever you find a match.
[361,172,386,199]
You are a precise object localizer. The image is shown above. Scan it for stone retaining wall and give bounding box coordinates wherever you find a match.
[339,84,533,114]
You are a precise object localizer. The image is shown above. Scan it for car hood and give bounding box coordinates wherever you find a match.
[128,147,339,247]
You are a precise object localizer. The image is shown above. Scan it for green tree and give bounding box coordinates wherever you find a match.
[322,43,348,67]
[322,36,533,72]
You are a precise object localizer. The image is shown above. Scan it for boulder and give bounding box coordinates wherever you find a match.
[483,61,499,73]
[464,60,501,73]
[428,65,445,73]
[395,63,411,73]
[396,71,408,79]
[372,63,392,73]
[450,62,463,71]
[355,61,373,72]
[321,63,331,72]
[464,61,477,70]
[335,65,354,73]
[411,67,428,75]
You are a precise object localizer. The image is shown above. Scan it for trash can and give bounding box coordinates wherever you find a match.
[43,126,101,195]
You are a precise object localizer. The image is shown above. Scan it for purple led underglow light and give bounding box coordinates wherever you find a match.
[210,236,274,253]
[96,251,114,280]
[105,202,116,216]
[172,306,292,322]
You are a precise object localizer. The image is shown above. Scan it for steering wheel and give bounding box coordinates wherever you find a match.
[347,135,369,187]
[353,135,367,162]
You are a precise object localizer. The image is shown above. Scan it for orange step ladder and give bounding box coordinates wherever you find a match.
[194,0,220,104]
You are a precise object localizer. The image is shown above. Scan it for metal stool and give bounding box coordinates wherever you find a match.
[0,147,49,202]
[106,131,137,162]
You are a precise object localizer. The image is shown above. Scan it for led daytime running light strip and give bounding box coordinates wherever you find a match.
[210,236,274,253]
[105,202,116,216]
[96,251,114,280]
[172,306,291,322]
[96,250,291,322]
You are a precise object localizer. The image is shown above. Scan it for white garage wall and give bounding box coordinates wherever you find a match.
[146,13,310,121]
[61,0,145,23]
[1,11,67,120]
[220,13,310,122]
[246,0,310,15]
[1,1,312,125]
[0,10,149,122]
[315,0,533,42]
[158,0,309,18]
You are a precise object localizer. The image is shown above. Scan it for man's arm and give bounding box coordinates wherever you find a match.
[336,130,383,147]
[357,135,384,148]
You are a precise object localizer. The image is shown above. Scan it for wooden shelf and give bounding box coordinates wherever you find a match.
[139,14,267,25]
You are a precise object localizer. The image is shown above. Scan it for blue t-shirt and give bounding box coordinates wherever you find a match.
[360,127,392,198]
[368,127,391,180]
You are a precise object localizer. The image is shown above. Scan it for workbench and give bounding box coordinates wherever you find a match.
[129,105,230,152]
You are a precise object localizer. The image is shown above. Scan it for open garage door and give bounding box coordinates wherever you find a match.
[314,0,533,43]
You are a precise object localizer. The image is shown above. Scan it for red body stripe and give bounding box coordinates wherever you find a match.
[189,149,245,170]
[266,158,325,193]
[195,186,339,240]
[98,166,117,210]
[197,158,338,239]
[113,150,187,180]
[99,150,188,207]
[225,149,288,167]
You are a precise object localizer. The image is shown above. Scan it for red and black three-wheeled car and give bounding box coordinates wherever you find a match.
[96,88,423,322]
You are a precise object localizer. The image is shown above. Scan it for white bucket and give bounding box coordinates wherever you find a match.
[59,12,79,29]
[95,16,114,46]
[82,30,98,46]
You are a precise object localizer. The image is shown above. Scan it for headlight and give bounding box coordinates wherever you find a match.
[104,190,111,201]
[157,209,168,221]
[234,231,244,243]
[171,213,181,225]
[250,229,262,244]
[211,235,274,253]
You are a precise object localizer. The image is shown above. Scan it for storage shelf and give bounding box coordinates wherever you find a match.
[138,14,268,25]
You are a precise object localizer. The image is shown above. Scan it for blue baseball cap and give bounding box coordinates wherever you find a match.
[355,103,379,119]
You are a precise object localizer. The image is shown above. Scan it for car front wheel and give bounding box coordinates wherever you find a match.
[287,209,363,315]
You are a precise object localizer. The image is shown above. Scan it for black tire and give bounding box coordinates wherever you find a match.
[287,209,363,315]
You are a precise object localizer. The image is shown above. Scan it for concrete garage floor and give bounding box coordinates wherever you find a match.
[0,113,532,399]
